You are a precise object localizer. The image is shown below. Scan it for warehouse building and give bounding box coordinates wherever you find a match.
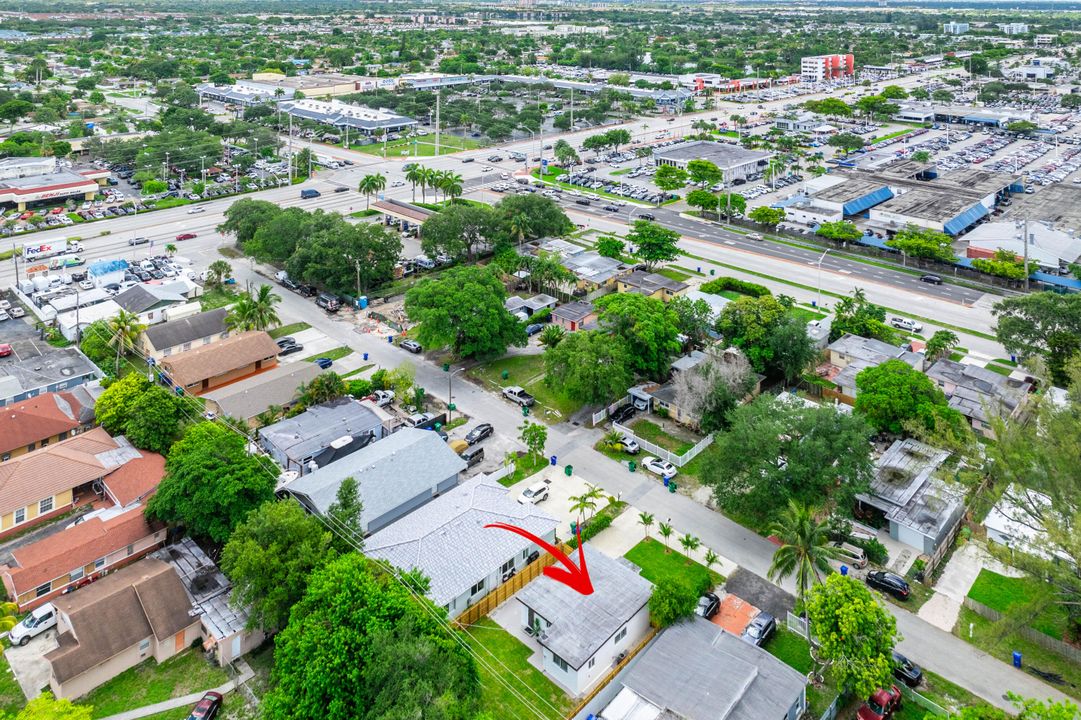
[893,102,1029,127]
[277,98,417,136]
[652,141,772,183]
[248,72,397,98]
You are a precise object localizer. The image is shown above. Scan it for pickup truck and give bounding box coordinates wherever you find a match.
[502,386,535,407]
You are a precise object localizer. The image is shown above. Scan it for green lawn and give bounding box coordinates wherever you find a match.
[610,167,633,176]
[0,652,24,715]
[462,619,572,719]
[499,453,548,488]
[917,669,992,716]
[199,288,239,311]
[349,209,381,218]
[967,569,1068,639]
[303,346,354,363]
[269,322,311,339]
[340,364,375,379]
[788,306,828,323]
[873,128,915,142]
[656,267,692,282]
[353,133,482,158]
[630,419,695,455]
[468,354,583,423]
[137,708,193,720]
[763,629,839,718]
[955,606,1081,702]
[77,650,229,719]
[623,537,724,592]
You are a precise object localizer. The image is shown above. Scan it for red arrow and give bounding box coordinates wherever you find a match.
[485,522,594,595]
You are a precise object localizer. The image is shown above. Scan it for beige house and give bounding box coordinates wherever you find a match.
[616,270,688,302]
[46,559,202,699]
[159,331,280,395]
[138,307,230,360]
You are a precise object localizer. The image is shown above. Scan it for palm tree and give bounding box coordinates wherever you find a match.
[582,484,604,519]
[638,512,655,538]
[358,172,386,210]
[441,172,463,203]
[767,500,843,607]
[569,491,597,525]
[679,534,701,562]
[538,324,565,349]
[165,243,177,256]
[107,309,146,375]
[206,259,232,288]
[704,548,720,574]
[509,212,532,249]
[227,284,281,332]
[658,522,674,553]
[405,164,425,202]
[418,166,436,203]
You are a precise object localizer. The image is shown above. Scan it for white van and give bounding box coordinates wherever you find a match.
[9,603,57,645]
[831,541,868,569]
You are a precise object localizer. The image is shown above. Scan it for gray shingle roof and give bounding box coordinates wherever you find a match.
[365,477,559,606]
[516,546,652,668]
[258,397,384,464]
[113,284,186,314]
[203,362,322,421]
[616,618,806,720]
[142,308,228,352]
[282,428,466,530]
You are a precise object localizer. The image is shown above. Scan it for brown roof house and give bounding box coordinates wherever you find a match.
[0,390,96,462]
[159,330,280,395]
[0,451,167,610]
[0,427,142,539]
[44,558,202,699]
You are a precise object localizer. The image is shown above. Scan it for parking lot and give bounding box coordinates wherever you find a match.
[0,310,49,367]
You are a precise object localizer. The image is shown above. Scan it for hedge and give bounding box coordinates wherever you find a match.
[567,502,625,549]
[699,276,771,298]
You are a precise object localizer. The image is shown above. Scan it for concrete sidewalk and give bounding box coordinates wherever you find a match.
[99,661,254,720]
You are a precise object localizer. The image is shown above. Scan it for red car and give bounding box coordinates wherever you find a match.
[187,691,222,720]
[0,344,12,357]
[176,232,197,241]
[857,686,902,720]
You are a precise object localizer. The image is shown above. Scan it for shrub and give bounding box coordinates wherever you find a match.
[531,308,552,323]
[853,537,889,566]
[699,276,771,298]
[567,512,614,549]
[346,378,373,398]
[370,368,388,390]
[648,578,698,628]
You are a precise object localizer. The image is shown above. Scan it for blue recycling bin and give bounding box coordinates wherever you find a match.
[363,352,369,361]
[358,295,368,309]
[663,476,670,487]
[1013,651,1022,668]
[840,565,848,576]
[550,455,557,466]
[388,335,394,344]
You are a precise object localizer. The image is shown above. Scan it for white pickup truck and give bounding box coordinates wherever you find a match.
[502,386,535,407]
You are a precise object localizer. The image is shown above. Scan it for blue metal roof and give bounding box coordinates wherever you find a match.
[963,114,1000,125]
[1032,272,1081,291]
[943,203,988,236]
[1009,182,1025,193]
[843,186,894,216]
[857,233,892,251]
[88,259,129,276]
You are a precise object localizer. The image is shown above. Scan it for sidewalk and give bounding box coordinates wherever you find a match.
[99,661,254,720]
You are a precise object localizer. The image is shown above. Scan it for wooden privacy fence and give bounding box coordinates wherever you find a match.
[565,628,658,720]
[453,544,570,628]
[963,597,1081,664]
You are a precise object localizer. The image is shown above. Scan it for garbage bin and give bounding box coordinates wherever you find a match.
[628,460,636,472]
[663,476,670,487]
[564,464,573,477]
[388,335,394,344]
[840,565,848,576]
[1013,651,1022,668]
[363,352,369,361]
[501,370,509,380]
[668,482,677,493]
[550,455,557,466]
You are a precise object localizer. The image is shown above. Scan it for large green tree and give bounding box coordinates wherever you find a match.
[220,501,335,632]
[701,394,874,525]
[218,198,282,247]
[147,422,277,543]
[404,266,526,359]
[805,574,898,698]
[594,293,682,380]
[854,359,964,435]
[830,289,897,343]
[768,316,819,383]
[716,295,789,372]
[544,330,634,404]
[286,221,402,295]
[992,293,1081,386]
[262,554,480,720]
[95,374,184,454]
[628,219,681,269]
[885,225,956,264]
[420,203,497,261]
[493,193,572,241]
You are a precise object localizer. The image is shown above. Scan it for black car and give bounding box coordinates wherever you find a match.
[892,651,923,688]
[694,592,720,619]
[465,423,493,445]
[741,611,776,647]
[919,274,943,285]
[574,199,591,206]
[136,270,151,282]
[275,337,295,348]
[866,571,910,600]
[603,205,619,212]
[638,212,656,221]
[610,404,636,424]
[282,277,299,292]
[298,284,317,297]
[278,342,304,356]
[525,323,544,336]
[334,186,349,193]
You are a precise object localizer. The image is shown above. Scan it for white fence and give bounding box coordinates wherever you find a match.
[786,611,809,639]
[591,396,630,426]
[482,464,514,485]
[611,421,714,468]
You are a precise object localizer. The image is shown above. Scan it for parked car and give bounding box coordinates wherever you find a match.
[278,342,304,356]
[610,404,636,424]
[641,456,676,480]
[831,540,868,569]
[400,339,423,354]
[856,686,902,720]
[314,357,334,369]
[275,337,295,348]
[406,412,436,428]
[465,422,493,445]
[919,274,943,285]
[461,445,484,468]
[741,611,776,646]
[502,386,535,407]
[0,344,11,357]
[525,323,544,336]
[367,390,395,407]
[892,651,923,688]
[613,434,640,454]
[176,232,197,241]
[694,592,720,619]
[866,570,910,600]
[186,691,223,720]
[889,317,923,333]
[10,603,57,646]
[517,480,550,505]
[316,292,340,313]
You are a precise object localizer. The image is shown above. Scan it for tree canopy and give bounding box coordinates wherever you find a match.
[420,204,497,261]
[855,359,966,436]
[885,225,956,264]
[830,289,897,344]
[95,374,184,454]
[594,293,682,380]
[544,330,634,404]
[627,219,680,269]
[993,292,1081,385]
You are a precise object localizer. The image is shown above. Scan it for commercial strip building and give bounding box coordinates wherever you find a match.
[799,54,854,83]
[893,102,1030,127]
[0,157,110,211]
[652,141,773,184]
[250,71,397,97]
[277,98,417,136]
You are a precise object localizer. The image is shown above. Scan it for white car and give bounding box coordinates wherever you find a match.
[9,603,56,646]
[367,389,395,407]
[614,434,640,454]
[890,317,923,333]
[642,456,677,480]
[187,206,206,214]
[517,480,550,505]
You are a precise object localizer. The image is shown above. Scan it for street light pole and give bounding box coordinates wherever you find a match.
[446,367,464,421]
[816,249,830,308]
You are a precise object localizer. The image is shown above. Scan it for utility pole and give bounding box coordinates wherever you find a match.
[288,113,294,182]
[435,89,441,156]
[1024,218,1030,291]
[162,151,169,182]
[570,86,574,131]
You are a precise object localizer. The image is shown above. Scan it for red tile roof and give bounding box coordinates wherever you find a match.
[0,393,81,456]
[101,453,165,507]
[2,508,163,594]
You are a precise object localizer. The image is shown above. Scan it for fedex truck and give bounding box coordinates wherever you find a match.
[23,240,82,261]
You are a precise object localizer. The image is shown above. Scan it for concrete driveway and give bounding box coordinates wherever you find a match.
[5,627,58,699]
